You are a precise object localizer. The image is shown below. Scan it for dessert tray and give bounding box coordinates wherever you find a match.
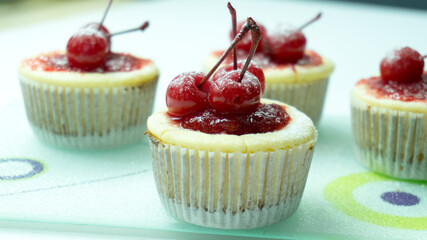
[0,0,426,239]
[0,97,425,240]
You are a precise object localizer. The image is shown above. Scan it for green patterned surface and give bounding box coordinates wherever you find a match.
[325,172,427,230]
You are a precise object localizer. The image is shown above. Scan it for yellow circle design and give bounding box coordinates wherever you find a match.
[324,172,427,230]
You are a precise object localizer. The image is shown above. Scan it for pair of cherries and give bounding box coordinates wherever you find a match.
[167,18,265,117]
[380,47,425,83]
[231,13,322,64]
[66,0,148,69]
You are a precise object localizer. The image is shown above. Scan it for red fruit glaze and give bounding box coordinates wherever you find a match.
[357,73,427,102]
[166,72,210,116]
[267,28,306,64]
[25,52,148,73]
[178,103,290,135]
[213,60,265,94]
[66,29,110,69]
[209,70,261,113]
[231,21,267,53]
[380,47,424,83]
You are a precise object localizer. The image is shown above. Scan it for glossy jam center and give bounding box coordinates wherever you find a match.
[357,74,427,102]
[25,52,149,73]
[213,49,322,69]
[174,103,291,135]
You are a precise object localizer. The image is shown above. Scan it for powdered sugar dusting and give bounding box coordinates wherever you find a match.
[271,24,299,45]
[383,48,400,64]
[358,75,427,102]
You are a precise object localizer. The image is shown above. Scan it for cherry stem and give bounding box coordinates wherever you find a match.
[423,55,427,59]
[109,21,149,37]
[228,2,237,71]
[99,0,113,30]
[238,18,261,82]
[298,12,322,30]
[197,17,258,88]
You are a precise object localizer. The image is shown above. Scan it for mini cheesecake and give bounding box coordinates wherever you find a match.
[147,99,317,229]
[19,51,159,149]
[351,74,427,180]
[203,50,334,125]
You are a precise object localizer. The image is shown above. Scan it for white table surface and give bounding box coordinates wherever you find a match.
[0,0,426,239]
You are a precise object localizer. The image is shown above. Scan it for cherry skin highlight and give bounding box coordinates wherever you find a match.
[82,22,111,46]
[209,70,261,114]
[380,47,424,83]
[166,72,210,116]
[212,60,265,94]
[231,21,267,53]
[83,22,110,36]
[66,29,110,69]
[267,28,306,63]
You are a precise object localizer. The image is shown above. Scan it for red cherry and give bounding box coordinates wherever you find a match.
[166,18,261,117]
[212,60,265,94]
[267,28,306,63]
[231,21,267,53]
[380,47,424,82]
[166,72,209,116]
[66,29,110,69]
[209,70,261,113]
[266,13,321,64]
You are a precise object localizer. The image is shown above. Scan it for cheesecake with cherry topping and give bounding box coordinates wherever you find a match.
[147,17,317,229]
[203,9,334,125]
[18,0,159,148]
[351,46,427,180]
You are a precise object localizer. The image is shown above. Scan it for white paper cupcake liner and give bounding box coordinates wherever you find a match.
[351,100,427,180]
[263,78,329,125]
[19,76,157,149]
[148,134,316,229]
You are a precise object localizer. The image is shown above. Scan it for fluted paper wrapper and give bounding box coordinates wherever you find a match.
[148,134,316,229]
[19,76,157,149]
[351,100,427,180]
[263,78,329,125]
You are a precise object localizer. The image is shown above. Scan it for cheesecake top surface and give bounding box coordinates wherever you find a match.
[148,99,317,153]
[203,49,334,84]
[352,74,427,113]
[19,51,159,87]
